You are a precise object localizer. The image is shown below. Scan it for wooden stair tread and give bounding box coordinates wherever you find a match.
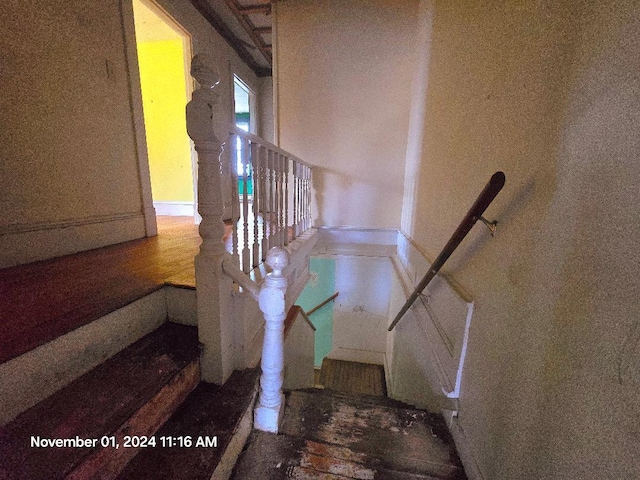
[0,216,199,364]
[278,389,465,479]
[0,322,200,480]
[118,368,260,480]
[233,431,445,479]
[318,358,386,396]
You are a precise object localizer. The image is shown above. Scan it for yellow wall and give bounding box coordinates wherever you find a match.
[136,38,193,202]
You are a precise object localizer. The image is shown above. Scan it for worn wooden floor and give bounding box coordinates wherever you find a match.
[318,358,387,396]
[233,388,466,479]
[0,216,199,364]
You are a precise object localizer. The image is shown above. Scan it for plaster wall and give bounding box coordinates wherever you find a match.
[403,1,640,478]
[0,0,147,267]
[275,0,419,229]
[0,0,270,268]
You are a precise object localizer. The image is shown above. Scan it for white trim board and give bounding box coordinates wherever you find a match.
[153,201,195,216]
[314,226,399,256]
[0,212,146,269]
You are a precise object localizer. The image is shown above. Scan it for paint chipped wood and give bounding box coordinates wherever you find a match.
[232,389,465,479]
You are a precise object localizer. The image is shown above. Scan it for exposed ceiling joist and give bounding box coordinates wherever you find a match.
[237,4,271,15]
[185,0,273,77]
[224,0,272,68]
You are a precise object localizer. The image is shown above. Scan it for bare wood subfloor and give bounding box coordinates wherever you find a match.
[0,216,199,364]
[318,358,386,396]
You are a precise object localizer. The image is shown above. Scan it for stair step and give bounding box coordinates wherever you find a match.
[233,431,444,479]
[318,359,386,396]
[118,367,260,480]
[277,389,464,479]
[0,322,200,480]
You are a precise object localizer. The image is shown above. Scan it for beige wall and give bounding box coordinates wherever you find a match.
[0,0,147,267]
[275,0,419,229]
[402,1,640,478]
[0,0,269,267]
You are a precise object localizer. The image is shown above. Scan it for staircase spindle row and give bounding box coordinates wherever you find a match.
[226,127,312,272]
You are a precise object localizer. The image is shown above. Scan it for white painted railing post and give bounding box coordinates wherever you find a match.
[186,54,234,384]
[255,246,289,433]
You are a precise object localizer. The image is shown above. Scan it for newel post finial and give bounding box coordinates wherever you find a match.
[255,247,290,433]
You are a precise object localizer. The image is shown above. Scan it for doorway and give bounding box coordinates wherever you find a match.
[132,0,195,220]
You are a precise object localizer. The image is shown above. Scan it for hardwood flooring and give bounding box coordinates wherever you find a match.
[0,216,200,364]
[318,358,387,396]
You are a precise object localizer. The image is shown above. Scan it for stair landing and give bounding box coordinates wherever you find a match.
[232,388,466,479]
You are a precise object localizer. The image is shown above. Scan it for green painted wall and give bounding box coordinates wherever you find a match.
[296,257,336,367]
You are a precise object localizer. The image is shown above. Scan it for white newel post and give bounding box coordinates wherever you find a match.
[186,55,235,384]
[255,247,290,433]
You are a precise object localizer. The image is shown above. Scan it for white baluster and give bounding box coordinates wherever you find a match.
[186,54,234,383]
[251,142,261,268]
[230,133,240,266]
[255,247,289,433]
[268,150,276,250]
[292,160,298,241]
[260,146,269,262]
[241,137,250,273]
[284,156,289,246]
[278,154,285,247]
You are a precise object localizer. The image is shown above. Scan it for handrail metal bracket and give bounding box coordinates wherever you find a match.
[478,216,498,237]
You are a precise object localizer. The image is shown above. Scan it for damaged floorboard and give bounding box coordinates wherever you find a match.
[233,388,465,479]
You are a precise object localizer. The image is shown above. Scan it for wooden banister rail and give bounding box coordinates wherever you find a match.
[284,305,317,338]
[305,292,339,316]
[388,171,506,331]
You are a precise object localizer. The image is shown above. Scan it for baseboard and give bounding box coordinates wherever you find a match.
[448,417,486,480]
[0,212,146,268]
[153,201,195,216]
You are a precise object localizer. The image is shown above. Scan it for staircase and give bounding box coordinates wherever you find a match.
[232,359,466,479]
[0,319,465,480]
[0,322,259,480]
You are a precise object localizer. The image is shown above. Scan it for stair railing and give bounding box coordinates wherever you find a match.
[388,171,506,331]
[229,127,312,273]
[186,54,309,433]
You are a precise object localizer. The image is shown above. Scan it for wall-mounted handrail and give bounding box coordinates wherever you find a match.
[305,292,339,316]
[284,305,317,338]
[388,171,506,331]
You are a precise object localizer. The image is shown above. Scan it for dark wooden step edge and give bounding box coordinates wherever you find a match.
[66,361,200,479]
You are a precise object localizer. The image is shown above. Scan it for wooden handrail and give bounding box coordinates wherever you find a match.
[230,126,313,168]
[388,171,506,331]
[284,305,317,338]
[305,292,339,316]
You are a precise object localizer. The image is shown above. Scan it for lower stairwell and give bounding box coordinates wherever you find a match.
[233,359,466,480]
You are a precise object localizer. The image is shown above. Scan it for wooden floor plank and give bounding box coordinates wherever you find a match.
[319,359,386,396]
[0,216,199,364]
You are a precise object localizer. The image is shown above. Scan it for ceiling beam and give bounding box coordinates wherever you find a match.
[237,4,271,15]
[188,0,271,77]
[254,26,272,34]
[224,0,272,67]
